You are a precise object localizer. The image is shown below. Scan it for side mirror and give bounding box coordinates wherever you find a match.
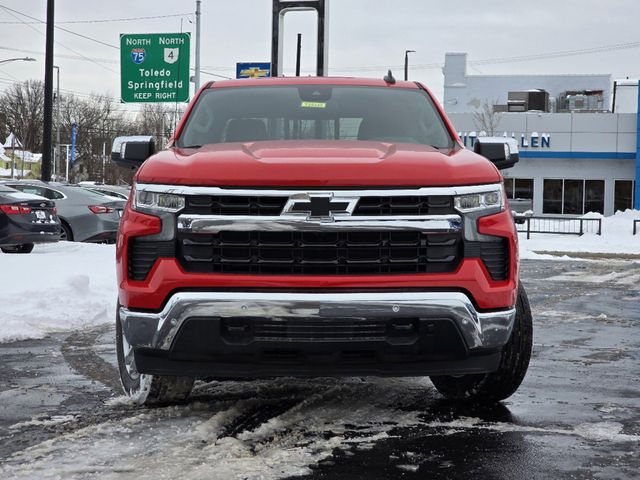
[473,137,519,170]
[111,136,156,170]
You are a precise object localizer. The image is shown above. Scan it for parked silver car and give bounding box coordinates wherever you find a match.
[2,181,125,242]
[78,182,131,201]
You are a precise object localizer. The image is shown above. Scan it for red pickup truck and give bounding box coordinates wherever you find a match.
[112,76,532,406]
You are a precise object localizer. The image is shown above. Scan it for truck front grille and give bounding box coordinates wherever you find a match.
[176,231,462,275]
[184,195,288,216]
[126,235,510,281]
[182,195,456,216]
[352,196,455,216]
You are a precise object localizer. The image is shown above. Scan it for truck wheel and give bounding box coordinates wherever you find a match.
[1,243,34,254]
[116,305,194,406]
[430,282,533,403]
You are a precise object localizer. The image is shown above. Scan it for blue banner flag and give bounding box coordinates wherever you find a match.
[70,122,77,165]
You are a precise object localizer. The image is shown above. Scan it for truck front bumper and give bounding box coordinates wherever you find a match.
[121,291,515,378]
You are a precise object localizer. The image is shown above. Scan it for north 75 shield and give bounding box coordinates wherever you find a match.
[164,48,179,64]
[130,48,145,64]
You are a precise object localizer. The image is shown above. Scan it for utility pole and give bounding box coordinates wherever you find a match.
[194,0,201,91]
[404,50,415,81]
[41,0,54,182]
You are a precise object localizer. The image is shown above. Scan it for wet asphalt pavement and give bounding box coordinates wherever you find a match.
[0,259,638,479]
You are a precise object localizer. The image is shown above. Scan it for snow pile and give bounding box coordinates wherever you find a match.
[519,210,640,259]
[0,242,116,343]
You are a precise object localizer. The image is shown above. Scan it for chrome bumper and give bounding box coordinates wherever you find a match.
[120,292,516,352]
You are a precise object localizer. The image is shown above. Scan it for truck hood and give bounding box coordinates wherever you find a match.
[136,141,501,187]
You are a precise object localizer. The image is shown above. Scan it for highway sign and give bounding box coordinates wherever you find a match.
[236,62,271,79]
[120,33,190,103]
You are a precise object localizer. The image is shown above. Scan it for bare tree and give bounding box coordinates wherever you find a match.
[58,93,136,184]
[135,103,185,148]
[0,80,45,152]
[473,100,501,136]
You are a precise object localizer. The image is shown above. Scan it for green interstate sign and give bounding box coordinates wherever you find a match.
[120,33,190,103]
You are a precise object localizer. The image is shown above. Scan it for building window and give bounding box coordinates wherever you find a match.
[563,179,583,214]
[543,179,563,214]
[614,180,635,212]
[585,180,605,214]
[543,179,605,215]
[503,178,534,211]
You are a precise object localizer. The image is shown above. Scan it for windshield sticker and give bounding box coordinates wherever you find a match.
[301,101,327,109]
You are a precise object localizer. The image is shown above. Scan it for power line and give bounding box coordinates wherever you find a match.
[0,45,118,64]
[0,12,192,25]
[199,69,232,80]
[468,41,640,66]
[0,7,118,74]
[0,4,118,50]
[331,40,640,72]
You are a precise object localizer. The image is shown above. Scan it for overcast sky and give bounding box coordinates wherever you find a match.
[0,0,638,112]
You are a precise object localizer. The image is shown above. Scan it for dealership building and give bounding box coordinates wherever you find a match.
[443,52,639,216]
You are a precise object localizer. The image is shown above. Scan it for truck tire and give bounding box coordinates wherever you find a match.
[430,282,533,403]
[116,304,194,406]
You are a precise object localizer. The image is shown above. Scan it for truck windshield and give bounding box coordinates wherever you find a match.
[177,85,454,149]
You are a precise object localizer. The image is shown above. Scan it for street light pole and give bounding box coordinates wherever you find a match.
[404,49,415,81]
[0,57,36,65]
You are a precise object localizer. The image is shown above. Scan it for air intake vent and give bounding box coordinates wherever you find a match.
[127,239,175,281]
[464,239,509,281]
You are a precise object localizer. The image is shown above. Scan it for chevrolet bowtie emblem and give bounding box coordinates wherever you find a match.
[283,195,359,220]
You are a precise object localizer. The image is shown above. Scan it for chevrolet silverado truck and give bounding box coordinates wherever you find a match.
[111,76,532,406]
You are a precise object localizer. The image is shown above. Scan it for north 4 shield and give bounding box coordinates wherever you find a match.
[164,48,179,64]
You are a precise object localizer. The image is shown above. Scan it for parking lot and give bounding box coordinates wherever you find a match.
[0,257,638,479]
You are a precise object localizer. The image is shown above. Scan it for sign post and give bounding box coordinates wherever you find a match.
[120,33,190,103]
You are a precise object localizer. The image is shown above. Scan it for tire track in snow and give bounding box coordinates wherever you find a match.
[61,324,121,392]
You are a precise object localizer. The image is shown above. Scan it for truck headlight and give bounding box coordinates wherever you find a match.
[134,189,185,213]
[454,188,503,214]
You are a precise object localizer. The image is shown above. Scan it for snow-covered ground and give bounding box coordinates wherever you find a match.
[2,377,637,479]
[0,210,638,343]
[0,242,116,343]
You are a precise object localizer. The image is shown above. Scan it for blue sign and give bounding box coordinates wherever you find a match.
[236,62,271,79]
[70,122,77,165]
